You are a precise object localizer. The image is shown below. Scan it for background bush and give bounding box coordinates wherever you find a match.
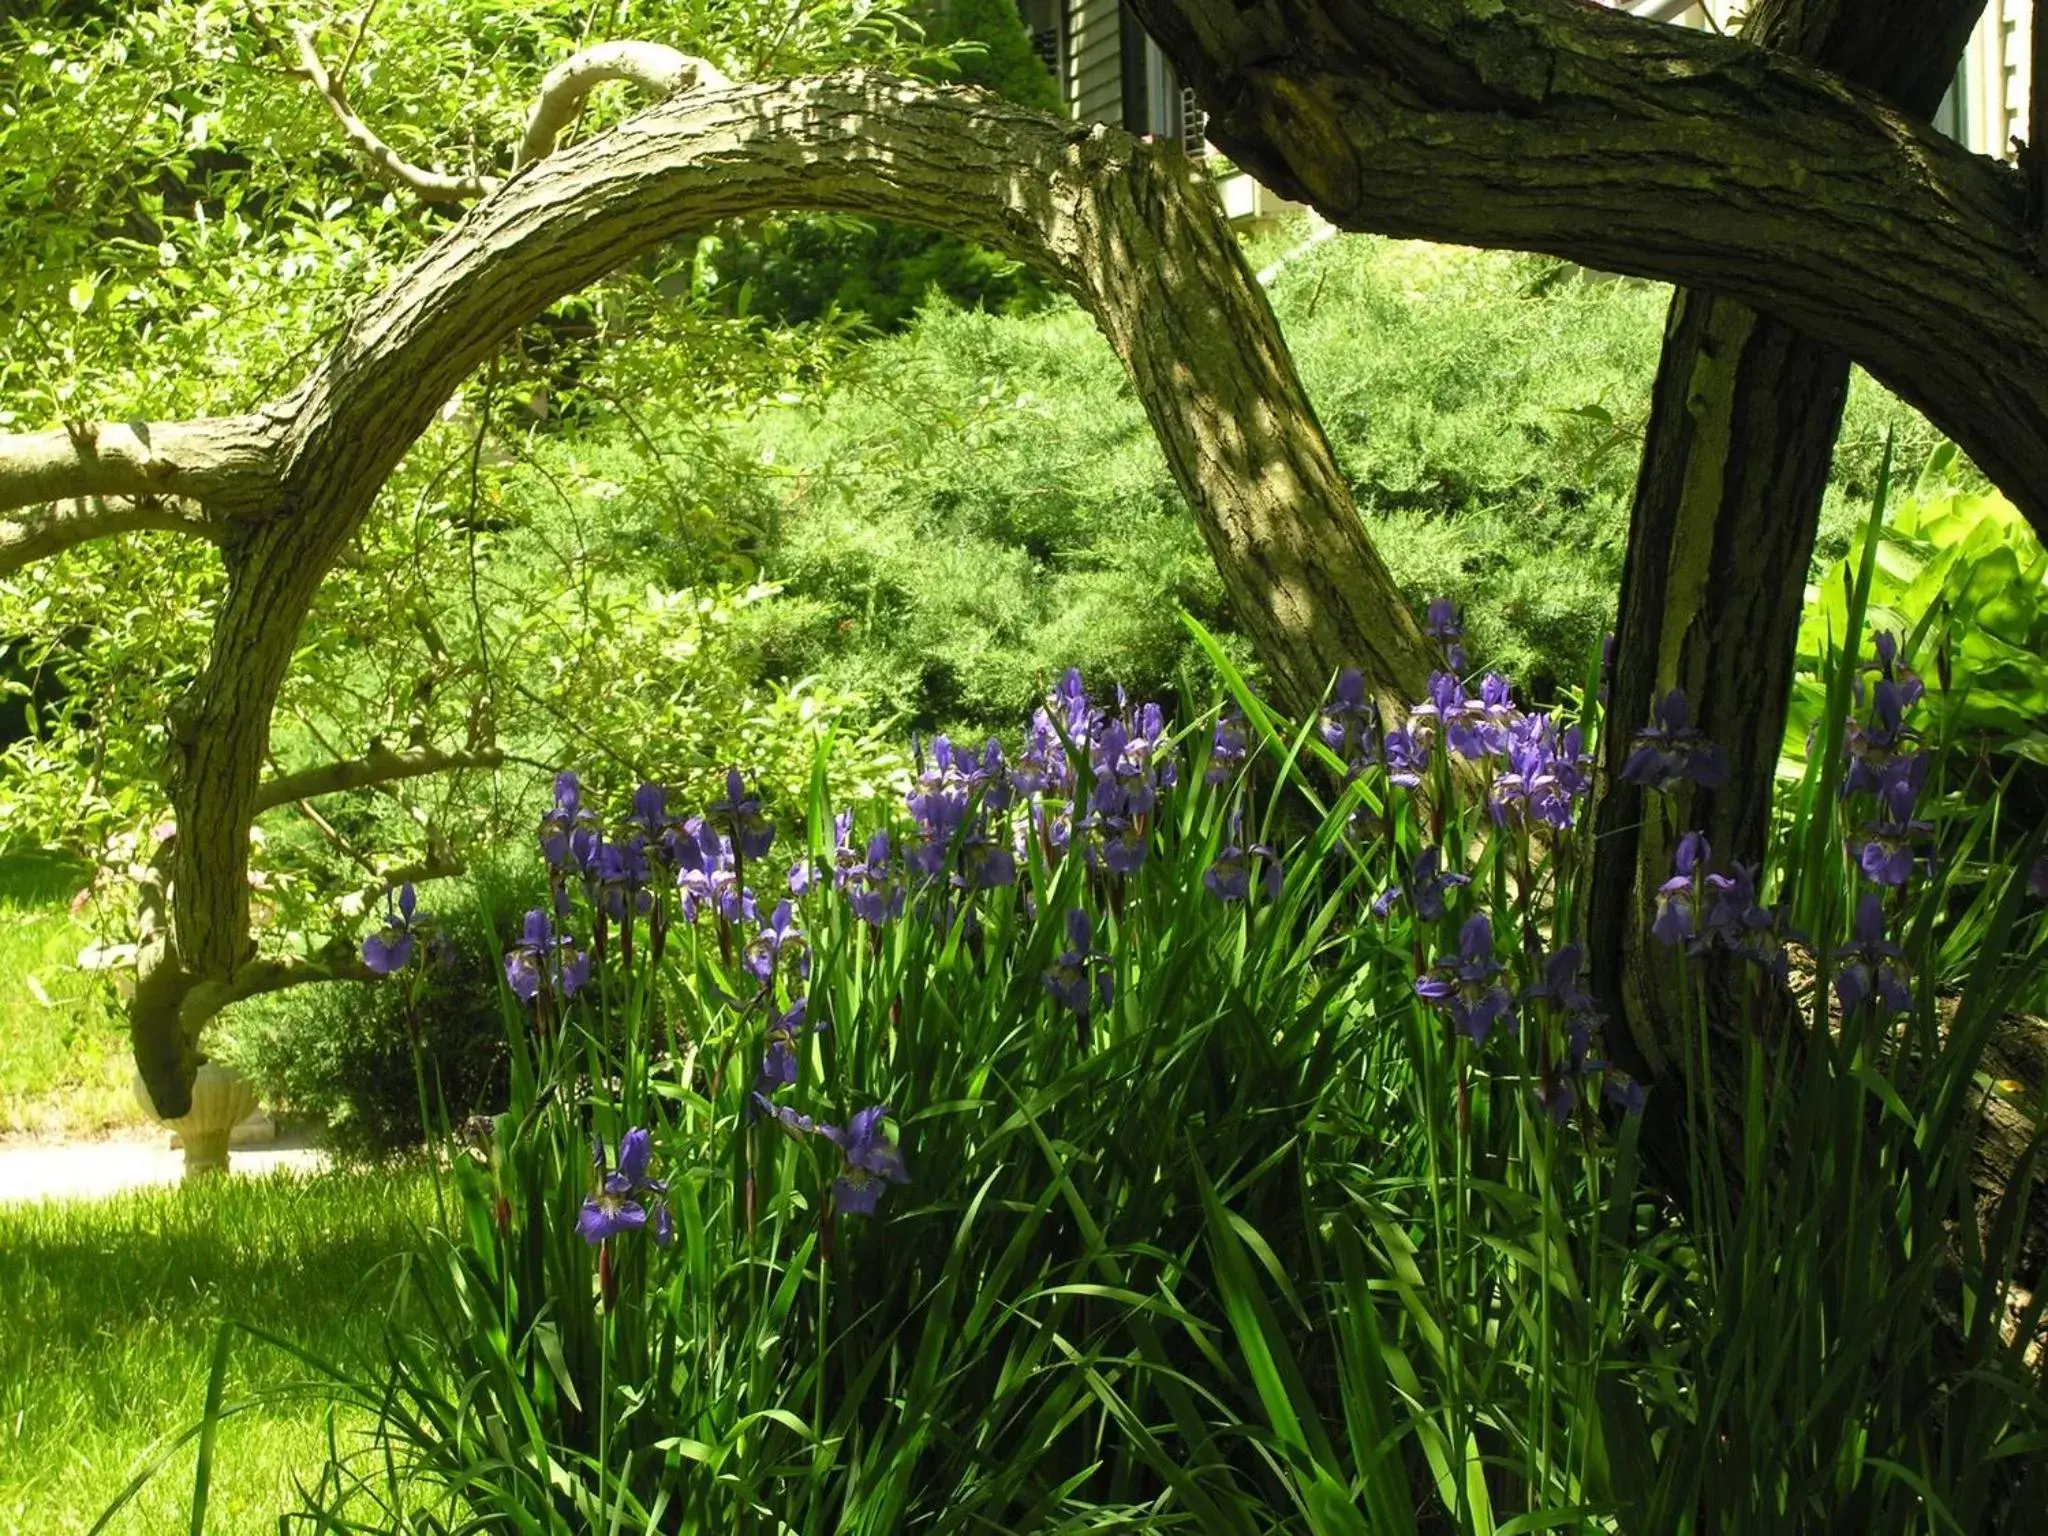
[724,232,1952,734]
[218,856,548,1157]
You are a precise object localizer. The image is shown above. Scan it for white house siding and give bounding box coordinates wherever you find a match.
[1066,0,1124,130]
[1957,0,2029,159]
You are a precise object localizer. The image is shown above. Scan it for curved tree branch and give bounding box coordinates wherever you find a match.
[112,72,1429,1115]
[185,953,381,1020]
[515,42,731,169]
[287,20,498,204]
[289,24,733,203]
[254,743,504,814]
[1126,0,2048,541]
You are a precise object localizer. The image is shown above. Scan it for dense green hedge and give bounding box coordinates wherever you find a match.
[727,233,1949,737]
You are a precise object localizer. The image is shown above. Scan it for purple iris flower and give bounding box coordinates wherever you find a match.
[1094,815,1150,877]
[1490,713,1592,830]
[957,827,1018,891]
[745,900,806,983]
[677,824,757,926]
[841,831,904,926]
[577,1127,673,1246]
[820,1105,911,1217]
[1383,724,1431,788]
[1652,832,1709,946]
[627,782,670,845]
[1701,863,1797,982]
[1621,690,1729,792]
[1207,708,1250,785]
[1205,816,1282,904]
[2030,854,2048,902]
[1414,912,1517,1046]
[1320,670,1374,757]
[1408,672,1469,741]
[1833,893,1912,1017]
[1044,908,1113,1017]
[540,771,598,871]
[755,998,812,1096]
[1852,631,1925,708]
[1536,1073,1580,1128]
[709,769,774,860]
[504,908,591,1002]
[753,1094,815,1140]
[1604,1073,1647,1117]
[1052,668,1091,735]
[1424,598,1468,670]
[1013,712,1071,799]
[594,839,653,922]
[1843,677,1921,797]
[1115,701,1171,779]
[362,882,424,975]
[1372,844,1470,921]
[1523,944,1600,1022]
[1856,753,1932,887]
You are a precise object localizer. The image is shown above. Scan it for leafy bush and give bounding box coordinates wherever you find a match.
[218,857,548,1158]
[1790,450,2048,772]
[731,235,1954,736]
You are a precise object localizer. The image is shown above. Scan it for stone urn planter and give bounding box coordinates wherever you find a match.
[132,1064,260,1177]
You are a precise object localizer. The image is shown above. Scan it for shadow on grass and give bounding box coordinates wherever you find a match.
[0,1167,434,1362]
[0,850,91,908]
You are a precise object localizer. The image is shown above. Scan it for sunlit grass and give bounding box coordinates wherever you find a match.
[0,853,138,1138]
[0,1167,433,1534]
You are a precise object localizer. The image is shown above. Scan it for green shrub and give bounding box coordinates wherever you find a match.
[726,234,1955,736]
[218,857,547,1158]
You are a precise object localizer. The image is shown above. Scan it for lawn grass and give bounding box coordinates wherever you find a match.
[0,853,139,1138]
[0,1166,434,1534]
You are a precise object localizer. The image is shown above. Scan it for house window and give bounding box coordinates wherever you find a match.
[1118,2,1182,140]
[1016,0,1064,81]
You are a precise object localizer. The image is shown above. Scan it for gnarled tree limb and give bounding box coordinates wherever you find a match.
[288,24,733,203]
[515,42,730,169]
[89,73,1427,1115]
[1126,0,2048,542]
[287,20,498,204]
[0,497,229,575]
[184,953,382,1021]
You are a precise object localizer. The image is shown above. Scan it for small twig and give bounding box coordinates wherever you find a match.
[286,20,499,204]
[337,0,383,87]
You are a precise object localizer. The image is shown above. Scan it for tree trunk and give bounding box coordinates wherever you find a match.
[1587,0,1987,1101]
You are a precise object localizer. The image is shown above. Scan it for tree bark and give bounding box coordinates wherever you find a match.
[1122,0,2048,546]
[0,76,1432,1115]
[1587,0,1988,1096]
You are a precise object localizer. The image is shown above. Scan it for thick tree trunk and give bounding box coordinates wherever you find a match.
[1123,0,2048,548]
[0,76,1432,1115]
[1587,0,1987,1094]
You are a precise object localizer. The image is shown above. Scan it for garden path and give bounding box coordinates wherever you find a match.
[0,1127,327,1202]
